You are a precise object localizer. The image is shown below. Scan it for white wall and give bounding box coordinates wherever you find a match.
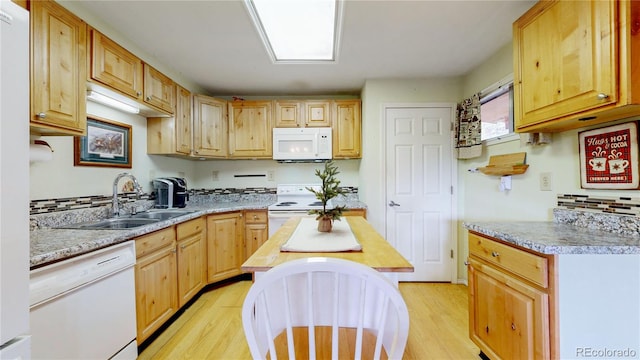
[30,102,196,200]
[190,159,360,189]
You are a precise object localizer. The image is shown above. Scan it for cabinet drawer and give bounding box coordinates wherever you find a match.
[176,217,204,238]
[469,233,548,288]
[135,227,176,258]
[244,210,267,224]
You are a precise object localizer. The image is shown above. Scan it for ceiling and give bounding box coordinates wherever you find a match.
[69,0,536,96]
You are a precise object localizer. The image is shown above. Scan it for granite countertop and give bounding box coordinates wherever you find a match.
[464,221,640,255]
[30,199,369,269]
[30,201,273,269]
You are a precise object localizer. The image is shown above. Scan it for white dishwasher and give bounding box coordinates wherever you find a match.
[29,240,137,360]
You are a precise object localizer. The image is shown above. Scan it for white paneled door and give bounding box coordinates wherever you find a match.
[385,106,455,282]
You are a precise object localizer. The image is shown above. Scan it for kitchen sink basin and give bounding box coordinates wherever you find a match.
[130,209,195,221]
[57,217,160,230]
[55,209,196,230]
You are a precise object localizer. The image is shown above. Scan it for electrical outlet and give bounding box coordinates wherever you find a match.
[267,170,274,181]
[212,170,219,181]
[540,172,552,191]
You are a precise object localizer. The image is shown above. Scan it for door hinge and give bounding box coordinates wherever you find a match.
[450,122,454,131]
[450,249,454,258]
[450,186,454,195]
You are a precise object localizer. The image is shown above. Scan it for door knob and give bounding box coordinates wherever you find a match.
[388,201,400,207]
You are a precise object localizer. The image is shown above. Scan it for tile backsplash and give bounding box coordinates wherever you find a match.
[557,194,640,217]
[30,186,360,215]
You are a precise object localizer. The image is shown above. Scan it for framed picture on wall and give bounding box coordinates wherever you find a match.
[74,116,132,168]
[578,121,639,189]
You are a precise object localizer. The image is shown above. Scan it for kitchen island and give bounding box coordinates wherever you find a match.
[464,221,640,360]
[242,216,413,284]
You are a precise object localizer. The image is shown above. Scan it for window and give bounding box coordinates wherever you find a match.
[244,0,342,62]
[480,77,514,142]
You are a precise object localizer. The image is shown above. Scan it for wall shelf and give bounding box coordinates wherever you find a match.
[478,152,529,176]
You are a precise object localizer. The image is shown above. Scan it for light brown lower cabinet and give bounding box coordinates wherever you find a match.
[134,217,206,344]
[467,232,556,360]
[244,210,268,261]
[206,212,244,283]
[134,227,178,344]
[176,217,206,307]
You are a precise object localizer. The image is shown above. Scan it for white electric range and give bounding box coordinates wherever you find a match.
[267,184,334,237]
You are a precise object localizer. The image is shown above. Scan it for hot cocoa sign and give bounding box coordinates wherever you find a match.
[579,122,639,189]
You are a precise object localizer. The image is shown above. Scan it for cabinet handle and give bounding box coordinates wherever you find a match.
[180,245,186,250]
[136,91,141,96]
[464,261,470,266]
[253,215,258,220]
[491,251,500,257]
[597,93,609,100]
[37,112,46,119]
[171,249,177,254]
[511,323,516,331]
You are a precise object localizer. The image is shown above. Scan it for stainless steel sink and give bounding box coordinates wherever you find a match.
[130,209,195,221]
[57,217,160,230]
[55,209,196,230]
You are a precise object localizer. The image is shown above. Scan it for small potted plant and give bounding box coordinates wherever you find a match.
[307,161,346,232]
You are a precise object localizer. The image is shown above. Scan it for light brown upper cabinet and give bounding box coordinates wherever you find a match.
[147,84,192,156]
[332,100,362,159]
[89,28,143,101]
[513,0,640,132]
[274,100,331,127]
[89,28,174,116]
[193,95,228,158]
[143,64,175,114]
[30,0,87,136]
[228,100,273,158]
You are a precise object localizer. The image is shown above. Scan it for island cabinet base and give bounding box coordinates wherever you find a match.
[467,232,558,360]
[556,254,640,359]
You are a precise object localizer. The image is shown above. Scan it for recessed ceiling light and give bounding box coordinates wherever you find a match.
[245,0,342,63]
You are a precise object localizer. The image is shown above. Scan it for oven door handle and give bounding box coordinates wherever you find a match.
[268,210,312,218]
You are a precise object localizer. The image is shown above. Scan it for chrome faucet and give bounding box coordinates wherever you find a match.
[112,173,144,217]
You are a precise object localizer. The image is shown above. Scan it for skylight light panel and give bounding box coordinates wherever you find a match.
[246,0,340,62]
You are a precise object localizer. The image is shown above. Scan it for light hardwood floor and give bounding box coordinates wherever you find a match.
[138,281,480,359]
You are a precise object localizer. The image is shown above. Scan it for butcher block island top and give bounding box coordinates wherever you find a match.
[241,216,414,273]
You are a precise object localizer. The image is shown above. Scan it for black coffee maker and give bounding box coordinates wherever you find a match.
[152,177,189,208]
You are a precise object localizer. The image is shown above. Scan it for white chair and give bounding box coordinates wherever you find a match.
[242,257,410,360]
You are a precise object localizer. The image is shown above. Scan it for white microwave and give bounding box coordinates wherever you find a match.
[272,127,332,161]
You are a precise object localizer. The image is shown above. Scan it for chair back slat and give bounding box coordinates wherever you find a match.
[242,257,410,360]
[282,277,295,360]
[306,272,316,360]
[331,272,340,360]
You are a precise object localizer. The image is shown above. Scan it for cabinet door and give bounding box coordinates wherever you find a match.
[135,246,178,344]
[228,101,273,158]
[147,84,192,155]
[514,1,616,129]
[469,259,550,360]
[244,223,268,261]
[193,95,228,158]
[332,100,362,158]
[207,212,244,283]
[143,64,175,114]
[89,28,143,100]
[175,85,192,155]
[30,0,87,136]
[177,231,206,307]
[304,101,332,127]
[274,100,302,127]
